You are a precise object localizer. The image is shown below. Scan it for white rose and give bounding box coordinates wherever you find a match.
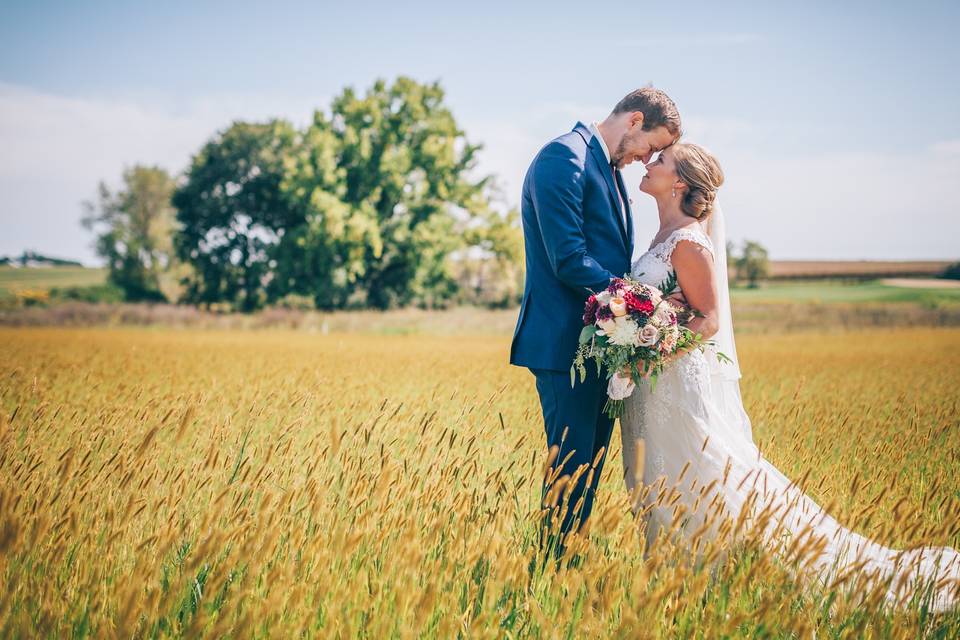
[596,317,616,334]
[607,370,636,400]
[609,296,627,317]
[607,316,639,346]
[638,323,660,347]
[649,288,663,305]
[595,291,612,305]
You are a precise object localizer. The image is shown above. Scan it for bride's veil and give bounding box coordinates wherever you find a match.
[702,199,754,440]
[703,199,740,380]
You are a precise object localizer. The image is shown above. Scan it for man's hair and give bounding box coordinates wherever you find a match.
[612,87,682,135]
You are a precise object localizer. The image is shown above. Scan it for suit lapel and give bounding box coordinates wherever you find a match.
[575,122,632,255]
[588,138,630,251]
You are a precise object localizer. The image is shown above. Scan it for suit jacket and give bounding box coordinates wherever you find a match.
[510,122,634,371]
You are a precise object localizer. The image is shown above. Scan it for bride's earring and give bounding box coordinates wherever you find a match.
[671,189,676,198]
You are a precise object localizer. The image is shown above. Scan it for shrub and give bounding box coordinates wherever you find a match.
[274,293,316,311]
[49,284,125,304]
[15,288,50,307]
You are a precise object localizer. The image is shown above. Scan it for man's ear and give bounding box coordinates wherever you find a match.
[629,111,645,130]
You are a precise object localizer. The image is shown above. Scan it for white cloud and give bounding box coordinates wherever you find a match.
[1,85,957,264]
[930,139,960,155]
[0,83,323,263]
[463,100,609,203]
[714,145,960,260]
[469,108,960,261]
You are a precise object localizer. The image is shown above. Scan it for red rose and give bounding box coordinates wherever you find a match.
[583,294,598,325]
[624,292,654,315]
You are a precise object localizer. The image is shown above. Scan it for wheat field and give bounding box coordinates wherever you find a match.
[1,326,958,638]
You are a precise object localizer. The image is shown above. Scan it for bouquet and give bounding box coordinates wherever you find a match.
[571,273,729,418]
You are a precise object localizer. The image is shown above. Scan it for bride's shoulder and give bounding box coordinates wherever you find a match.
[667,224,713,255]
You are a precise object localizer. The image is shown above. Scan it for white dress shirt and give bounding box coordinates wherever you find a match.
[589,122,627,228]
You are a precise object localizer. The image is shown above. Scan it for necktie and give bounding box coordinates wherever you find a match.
[611,163,625,226]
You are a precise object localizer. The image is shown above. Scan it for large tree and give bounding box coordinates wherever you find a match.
[173,120,298,311]
[281,77,518,309]
[172,78,521,311]
[81,165,176,302]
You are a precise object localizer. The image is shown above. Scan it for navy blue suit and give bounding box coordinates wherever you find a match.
[510,122,634,548]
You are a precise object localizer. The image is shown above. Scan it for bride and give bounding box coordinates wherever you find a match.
[619,143,960,612]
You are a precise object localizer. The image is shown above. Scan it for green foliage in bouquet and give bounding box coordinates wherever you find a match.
[571,273,732,419]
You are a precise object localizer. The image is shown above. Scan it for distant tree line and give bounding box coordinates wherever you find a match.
[82,77,523,310]
[1,252,83,267]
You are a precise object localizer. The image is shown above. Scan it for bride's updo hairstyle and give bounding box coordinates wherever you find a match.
[673,143,724,220]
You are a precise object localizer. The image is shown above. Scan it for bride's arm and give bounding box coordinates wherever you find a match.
[638,239,721,378]
[671,240,720,340]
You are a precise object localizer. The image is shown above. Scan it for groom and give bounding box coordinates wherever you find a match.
[510,87,681,553]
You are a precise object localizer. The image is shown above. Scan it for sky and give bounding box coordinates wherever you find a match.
[1,0,958,264]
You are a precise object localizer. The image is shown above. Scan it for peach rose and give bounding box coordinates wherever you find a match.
[609,296,627,317]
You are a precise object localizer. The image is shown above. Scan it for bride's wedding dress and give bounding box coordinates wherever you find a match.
[620,222,960,612]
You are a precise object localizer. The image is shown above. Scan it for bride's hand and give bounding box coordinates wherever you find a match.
[661,346,693,369]
[637,360,657,379]
[666,291,687,306]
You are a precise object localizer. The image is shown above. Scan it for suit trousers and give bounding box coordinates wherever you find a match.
[531,367,615,554]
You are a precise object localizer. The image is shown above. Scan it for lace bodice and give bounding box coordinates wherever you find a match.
[630,225,714,289]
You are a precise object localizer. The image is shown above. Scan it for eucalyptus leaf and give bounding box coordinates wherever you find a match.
[579,324,598,345]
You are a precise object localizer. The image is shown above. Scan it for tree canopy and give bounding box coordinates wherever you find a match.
[169,77,521,311]
[173,120,298,311]
[81,165,176,302]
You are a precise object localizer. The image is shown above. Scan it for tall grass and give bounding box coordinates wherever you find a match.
[0,327,957,637]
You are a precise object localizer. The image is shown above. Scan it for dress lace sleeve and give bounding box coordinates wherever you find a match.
[660,227,714,261]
